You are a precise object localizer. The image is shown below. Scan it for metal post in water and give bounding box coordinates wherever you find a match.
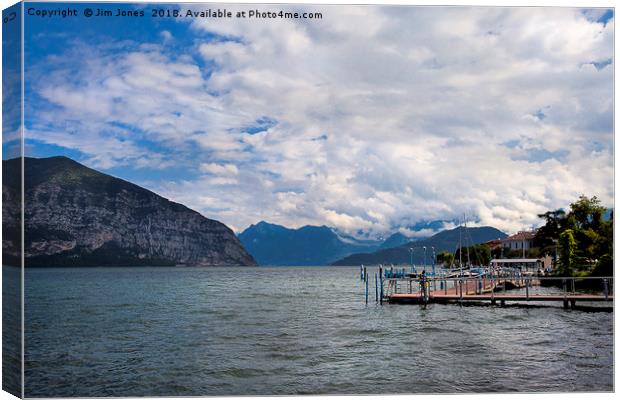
[526,277,529,300]
[375,272,378,303]
[379,266,383,304]
[365,267,368,304]
[563,279,566,295]
[604,278,609,300]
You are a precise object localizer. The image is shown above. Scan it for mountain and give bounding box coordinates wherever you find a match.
[2,156,257,267]
[379,232,411,249]
[378,220,453,249]
[238,221,382,265]
[331,226,507,266]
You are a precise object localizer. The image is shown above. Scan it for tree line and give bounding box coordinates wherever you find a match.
[534,195,612,277]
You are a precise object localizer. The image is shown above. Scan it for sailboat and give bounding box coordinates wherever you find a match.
[444,215,487,278]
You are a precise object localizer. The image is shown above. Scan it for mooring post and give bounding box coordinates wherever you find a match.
[526,277,529,300]
[380,266,384,304]
[562,278,568,309]
[562,278,567,295]
[365,267,368,304]
[375,272,378,303]
[360,265,364,281]
[459,279,463,306]
[603,278,608,300]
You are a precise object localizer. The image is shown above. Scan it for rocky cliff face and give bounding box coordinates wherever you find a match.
[2,156,257,267]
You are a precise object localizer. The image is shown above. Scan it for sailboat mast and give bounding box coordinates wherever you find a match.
[465,215,470,268]
[459,215,462,275]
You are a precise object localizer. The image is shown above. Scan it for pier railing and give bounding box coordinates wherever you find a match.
[386,275,613,294]
[359,266,613,307]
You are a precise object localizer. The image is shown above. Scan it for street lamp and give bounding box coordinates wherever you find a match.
[423,246,427,272]
[408,248,414,271]
[431,246,436,276]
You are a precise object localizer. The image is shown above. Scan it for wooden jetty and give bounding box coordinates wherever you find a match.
[389,292,614,309]
[369,267,613,309]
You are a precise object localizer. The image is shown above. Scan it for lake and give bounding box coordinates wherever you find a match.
[9,266,614,396]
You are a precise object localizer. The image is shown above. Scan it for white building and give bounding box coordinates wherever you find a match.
[501,231,536,250]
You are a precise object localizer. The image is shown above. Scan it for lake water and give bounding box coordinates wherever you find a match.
[12,266,614,396]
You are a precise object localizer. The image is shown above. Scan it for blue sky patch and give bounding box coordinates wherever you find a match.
[511,148,569,163]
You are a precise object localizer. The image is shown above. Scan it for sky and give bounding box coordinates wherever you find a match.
[18,3,614,238]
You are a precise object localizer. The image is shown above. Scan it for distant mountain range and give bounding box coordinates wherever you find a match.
[237,219,486,266]
[238,221,382,266]
[378,220,454,250]
[2,156,256,267]
[331,226,507,266]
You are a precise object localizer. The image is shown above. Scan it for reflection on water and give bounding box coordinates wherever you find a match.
[24,266,613,397]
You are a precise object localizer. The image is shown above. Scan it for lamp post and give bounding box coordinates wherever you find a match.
[423,246,427,272]
[408,248,414,272]
[431,246,436,276]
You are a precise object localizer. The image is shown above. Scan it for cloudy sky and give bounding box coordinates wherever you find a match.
[22,3,613,238]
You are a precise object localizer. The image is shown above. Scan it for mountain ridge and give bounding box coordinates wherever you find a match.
[238,221,381,266]
[2,156,257,267]
[331,226,507,266]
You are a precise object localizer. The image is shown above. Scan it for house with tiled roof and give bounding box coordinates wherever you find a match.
[501,230,536,251]
[484,239,503,250]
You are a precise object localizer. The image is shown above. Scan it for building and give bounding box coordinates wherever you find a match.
[501,230,536,251]
[484,239,503,250]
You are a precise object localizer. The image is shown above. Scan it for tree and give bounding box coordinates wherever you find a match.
[534,209,566,247]
[470,244,491,266]
[558,229,577,276]
[535,196,612,276]
[569,195,605,231]
[567,196,607,266]
[436,251,454,267]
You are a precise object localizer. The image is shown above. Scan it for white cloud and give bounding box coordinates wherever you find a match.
[199,162,239,175]
[160,30,173,43]
[26,5,613,238]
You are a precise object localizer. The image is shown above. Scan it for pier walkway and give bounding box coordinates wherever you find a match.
[361,266,613,309]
